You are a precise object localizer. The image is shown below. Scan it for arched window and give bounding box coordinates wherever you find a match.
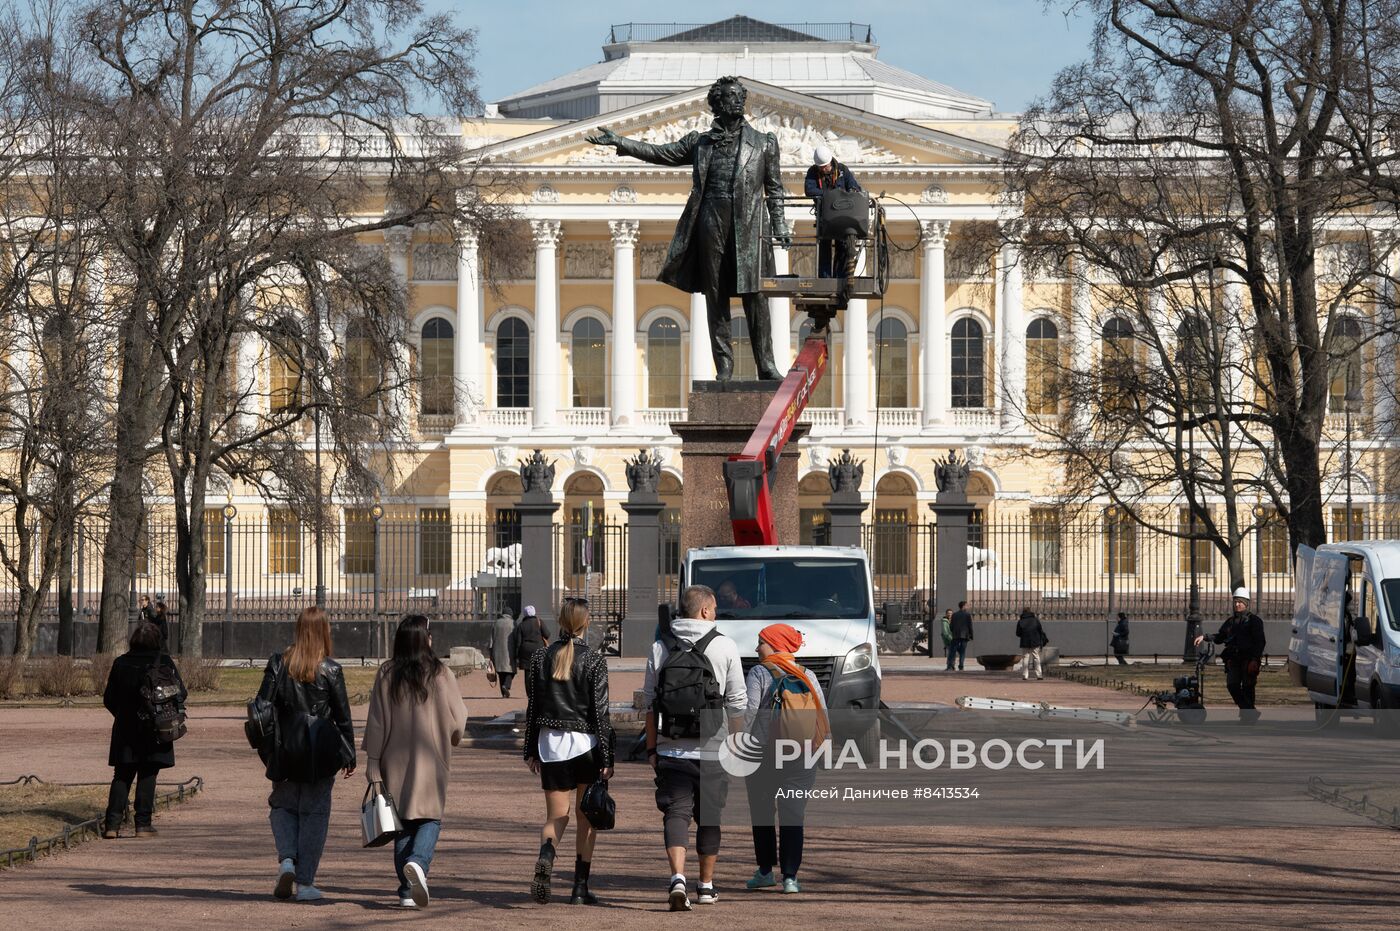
[1100,317,1136,413]
[570,316,606,407]
[950,318,985,408]
[344,319,380,416]
[875,317,909,408]
[1329,316,1363,413]
[1175,315,1211,410]
[730,311,755,381]
[1026,317,1060,415]
[419,317,454,417]
[496,317,530,408]
[797,320,834,407]
[646,317,682,408]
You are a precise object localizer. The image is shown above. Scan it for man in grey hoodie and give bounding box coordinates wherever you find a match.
[642,584,746,911]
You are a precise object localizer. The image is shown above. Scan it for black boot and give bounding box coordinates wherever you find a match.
[569,857,600,905]
[531,840,555,903]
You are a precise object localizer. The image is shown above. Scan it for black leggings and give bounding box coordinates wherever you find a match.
[106,763,160,828]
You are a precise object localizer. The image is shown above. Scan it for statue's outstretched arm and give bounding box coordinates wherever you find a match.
[585,127,699,167]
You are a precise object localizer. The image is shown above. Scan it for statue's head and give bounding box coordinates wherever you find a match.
[707,76,747,119]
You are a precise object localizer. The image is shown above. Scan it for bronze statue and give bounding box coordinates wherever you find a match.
[519,449,555,495]
[587,76,790,382]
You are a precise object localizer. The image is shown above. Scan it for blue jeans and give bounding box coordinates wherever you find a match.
[268,777,334,886]
[394,819,442,897]
[946,639,968,670]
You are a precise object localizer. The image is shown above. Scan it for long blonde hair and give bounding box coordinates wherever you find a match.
[285,606,333,683]
[551,600,590,681]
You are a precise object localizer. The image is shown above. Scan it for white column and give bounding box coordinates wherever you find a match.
[844,244,870,428]
[999,241,1026,430]
[236,331,263,431]
[1070,256,1093,434]
[384,226,413,424]
[530,219,562,428]
[453,229,482,430]
[1222,268,1249,413]
[919,221,949,427]
[609,220,639,427]
[689,291,714,386]
[1374,251,1397,435]
[769,245,792,372]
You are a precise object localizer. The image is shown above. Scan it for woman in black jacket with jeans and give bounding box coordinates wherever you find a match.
[102,622,187,838]
[255,606,356,903]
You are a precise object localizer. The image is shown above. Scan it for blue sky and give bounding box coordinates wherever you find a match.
[432,1,1096,114]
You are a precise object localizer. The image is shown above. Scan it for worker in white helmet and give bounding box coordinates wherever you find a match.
[1194,586,1266,721]
[804,146,862,289]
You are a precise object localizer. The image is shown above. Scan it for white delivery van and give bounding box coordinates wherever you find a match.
[1287,541,1400,725]
[679,545,893,755]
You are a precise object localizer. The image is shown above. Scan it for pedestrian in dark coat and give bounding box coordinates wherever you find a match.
[947,601,974,671]
[1015,608,1047,680]
[1195,588,1266,720]
[510,605,547,675]
[490,610,517,698]
[1111,613,1130,665]
[102,622,187,837]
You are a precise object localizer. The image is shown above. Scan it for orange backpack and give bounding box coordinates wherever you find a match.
[761,662,830,747]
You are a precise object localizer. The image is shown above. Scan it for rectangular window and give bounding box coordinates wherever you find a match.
[133,522,151,578]
[648,320,683,408]
[343,508,375,575]
[269,351,301,414]
[1177,507,1214,574]
[1259,515,1289,575]
[419,507,451,576]
[267,509,301,575]
[1332,507,1365,542]
[660,508,682,576]
[202,508,225,576]
[1103,508,1137,575]
[420,338,453,417]
[1029,508,1062,575]
[799,508,831,547]
[872,508,910,576]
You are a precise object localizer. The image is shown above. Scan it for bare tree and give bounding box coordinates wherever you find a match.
[1007,0,1400,554]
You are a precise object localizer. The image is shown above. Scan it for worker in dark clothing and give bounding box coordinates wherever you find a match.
[947,601,974,672]
[804,146,862,297]
[1111,612,1130,666]
[1195,587,1266,721]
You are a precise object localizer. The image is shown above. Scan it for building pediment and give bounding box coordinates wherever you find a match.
[480,79,1004,170]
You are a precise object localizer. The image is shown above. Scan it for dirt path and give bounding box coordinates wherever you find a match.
[1,668,1391,928]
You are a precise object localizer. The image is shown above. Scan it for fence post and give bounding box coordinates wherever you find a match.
[222,506,236,657]
[371,505,384,657]
[621,450,664,657]
[824,450,869,548]
[928,451,973,659]
[516,451,561,635]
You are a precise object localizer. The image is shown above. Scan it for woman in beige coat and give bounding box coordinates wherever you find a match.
[363,615,468,908]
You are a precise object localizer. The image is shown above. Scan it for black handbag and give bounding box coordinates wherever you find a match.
[580,779,615,831]
[245,660,285,750]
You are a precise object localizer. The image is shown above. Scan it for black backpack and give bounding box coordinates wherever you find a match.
[818,187,870,239]
[140,660,187,743]
[653,629,723,740]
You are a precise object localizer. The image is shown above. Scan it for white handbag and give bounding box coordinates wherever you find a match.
[361,780,404,848]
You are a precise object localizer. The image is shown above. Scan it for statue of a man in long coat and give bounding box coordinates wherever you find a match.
[587,76,790,381]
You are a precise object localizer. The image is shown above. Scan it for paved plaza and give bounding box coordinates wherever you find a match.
[2,669,1391,928]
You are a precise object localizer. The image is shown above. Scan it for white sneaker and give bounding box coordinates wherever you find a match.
[668,877,691,911]
[404,861,430,908]
[398,897,417,908]
[295,885,323,902]
[697,883,718,905]
[274,859,295,900]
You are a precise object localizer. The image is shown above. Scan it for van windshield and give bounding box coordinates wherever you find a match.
[1382,579,1400,631]
[690,557,869,620]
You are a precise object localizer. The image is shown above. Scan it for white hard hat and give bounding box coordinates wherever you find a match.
[1232,587,1251,601]
[813,145,833,167]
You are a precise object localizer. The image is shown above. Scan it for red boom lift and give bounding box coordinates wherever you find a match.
[723,191,889,545]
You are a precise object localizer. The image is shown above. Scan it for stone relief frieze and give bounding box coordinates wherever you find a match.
[568,107,903,166]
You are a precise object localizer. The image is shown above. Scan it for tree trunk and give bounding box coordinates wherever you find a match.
[97,456,149,651]
[14,587,42,658]
[57,520,75,656]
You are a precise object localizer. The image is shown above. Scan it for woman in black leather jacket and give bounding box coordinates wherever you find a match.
[523,598,614,906]
[255,606,356,903]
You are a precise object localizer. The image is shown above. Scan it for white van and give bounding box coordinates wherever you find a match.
[679,545,891,754]
[1287,542,1400,723]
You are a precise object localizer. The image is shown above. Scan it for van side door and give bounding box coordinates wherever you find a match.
[1305,551,1349,700]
